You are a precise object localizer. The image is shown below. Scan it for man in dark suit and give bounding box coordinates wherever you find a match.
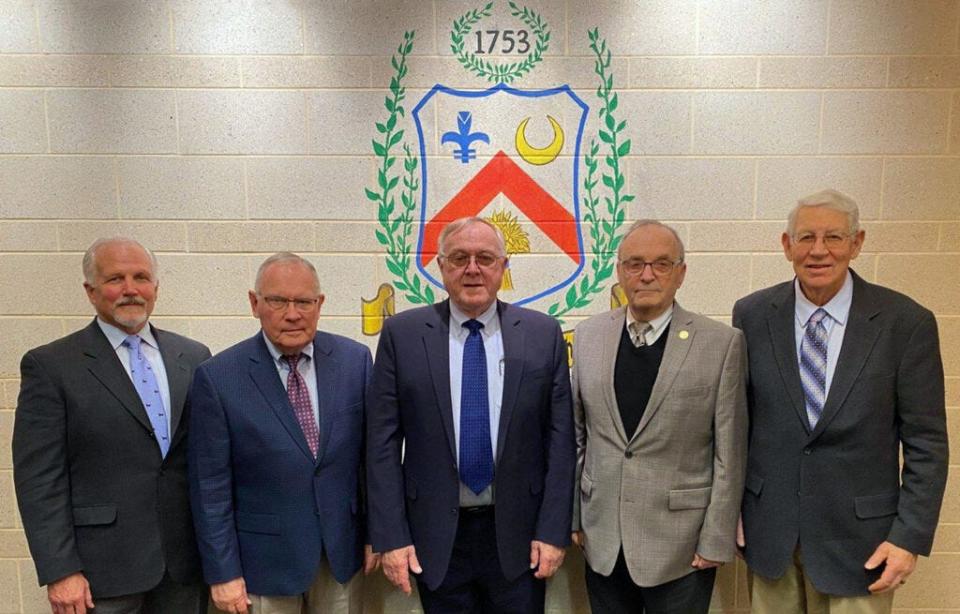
[188,252,378,614]
[733,189,949,614]
[13,237,211,614]
[367,217,576,613]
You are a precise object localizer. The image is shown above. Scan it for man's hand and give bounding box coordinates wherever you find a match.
[382,545,422,595]
[865,541,918,594]
[530,540,565,579]
[211,577,251,614]
[364,544,383,575]
[691,553,723,570]
[571,531,584,549]
[735,514,746,559]
[47,572,94,614]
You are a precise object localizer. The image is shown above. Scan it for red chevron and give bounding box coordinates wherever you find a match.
[420,150,580,267]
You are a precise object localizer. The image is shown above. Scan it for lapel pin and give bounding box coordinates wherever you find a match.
[678,330,689,340]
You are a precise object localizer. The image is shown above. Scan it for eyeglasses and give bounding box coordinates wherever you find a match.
[260,295,320,312]
[791,231,852,249]
[619,258,682,276]
[440,251,503,269]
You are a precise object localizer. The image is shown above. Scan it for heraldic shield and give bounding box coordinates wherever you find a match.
[412,82,589,307]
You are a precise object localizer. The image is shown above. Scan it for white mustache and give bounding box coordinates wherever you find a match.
[115,297,146,307]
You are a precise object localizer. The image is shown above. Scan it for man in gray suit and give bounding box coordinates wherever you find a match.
[733,189,949,613]
[13,238,210,614]
[572,220,748,613]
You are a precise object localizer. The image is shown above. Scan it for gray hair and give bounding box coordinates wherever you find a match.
[254,252,321,294]
[437,217,507,258]
[787,189,860,236]
[617,220,686,262]
[82,237,158,285]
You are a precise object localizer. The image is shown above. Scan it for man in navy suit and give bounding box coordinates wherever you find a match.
[189,253,379,614]
[367,217,576,613]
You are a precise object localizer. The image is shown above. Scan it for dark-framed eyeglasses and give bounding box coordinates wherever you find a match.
[618,258,683,276]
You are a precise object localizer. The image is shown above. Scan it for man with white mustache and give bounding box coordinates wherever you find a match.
[13,237,211,614]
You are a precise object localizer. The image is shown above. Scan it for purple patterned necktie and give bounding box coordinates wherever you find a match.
[800,308,829,429]
[283,353,319,458]
[123,334,170,458]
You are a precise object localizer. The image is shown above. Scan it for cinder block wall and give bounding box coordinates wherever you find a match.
[0,1,957,612]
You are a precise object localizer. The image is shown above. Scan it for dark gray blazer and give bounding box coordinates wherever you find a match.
[13,319,211,598]
[732,270,948,596]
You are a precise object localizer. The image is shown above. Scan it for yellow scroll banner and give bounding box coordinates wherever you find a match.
[361,283,396,336]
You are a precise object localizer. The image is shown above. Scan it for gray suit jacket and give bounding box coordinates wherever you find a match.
[733,271,949,596]
[13,319,210,598]
[573,304,748,587]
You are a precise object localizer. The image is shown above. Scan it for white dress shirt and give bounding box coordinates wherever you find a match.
[263,332,320,429]
[794,271,854,401]
[624,304,674,346]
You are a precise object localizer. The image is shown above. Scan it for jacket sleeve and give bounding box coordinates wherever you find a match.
[887,311,949,555]
[187,364,244,584]
[12,351,84,586]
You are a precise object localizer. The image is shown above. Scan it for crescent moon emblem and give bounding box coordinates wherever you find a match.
[515,115,564,166]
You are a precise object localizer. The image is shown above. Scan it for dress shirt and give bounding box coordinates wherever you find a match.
[793,271,853,402]
[98,318,172,434]
[624,304,674,346]
[263,332,319,430]
[449,301,504,506]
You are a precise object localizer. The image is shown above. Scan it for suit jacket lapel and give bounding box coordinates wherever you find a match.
[633,305,695,440]
[767,282,812,433]
[808,273,881,441]
[424,301,457,463]
[81,320,154,434]
[248,334,315,462]
[602,308,630,446]
[496,301,523,463]
[312,333,340,465]
[154,326,190,443]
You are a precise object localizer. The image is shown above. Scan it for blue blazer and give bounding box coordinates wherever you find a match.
[366,300,576,590]
[188,331,372,596]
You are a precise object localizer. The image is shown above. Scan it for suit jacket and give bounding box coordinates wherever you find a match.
[366,300,576,590]
[732,270,949,596]
[572,304,748,586]
[188,331,371,596]
[12,319,210,598]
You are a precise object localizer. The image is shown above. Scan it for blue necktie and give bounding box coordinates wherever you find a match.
[799,308,829,429]
[460,319,494,495]
[124,334,170,458]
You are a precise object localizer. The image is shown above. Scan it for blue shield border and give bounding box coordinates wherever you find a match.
[411,82,590,306]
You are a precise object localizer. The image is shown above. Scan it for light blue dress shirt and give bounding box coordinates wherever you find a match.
[793,271,854,402]
[98,318,172,434]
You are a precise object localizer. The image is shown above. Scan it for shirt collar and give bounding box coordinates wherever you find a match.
[625,304,674,342]
[794,270,853,327]
[97,317,158,351]
[261,330,314,366]
[449,300,500,336]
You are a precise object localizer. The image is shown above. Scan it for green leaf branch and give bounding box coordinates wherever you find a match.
[450,2,549,84]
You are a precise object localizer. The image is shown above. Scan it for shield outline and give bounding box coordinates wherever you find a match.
[411,82,590,306]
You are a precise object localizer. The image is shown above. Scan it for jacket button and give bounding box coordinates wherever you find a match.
[803,448,812,455]
[450,508,457,515]
[624,451,633,459]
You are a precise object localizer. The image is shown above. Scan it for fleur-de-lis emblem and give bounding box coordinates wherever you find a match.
[441,111,490,164]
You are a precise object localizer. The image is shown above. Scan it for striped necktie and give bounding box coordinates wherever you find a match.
[799,308,829,429]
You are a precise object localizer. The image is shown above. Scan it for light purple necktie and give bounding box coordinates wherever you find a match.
[123,334,170,457]
[799,308,829,429]
[283,354,319,458]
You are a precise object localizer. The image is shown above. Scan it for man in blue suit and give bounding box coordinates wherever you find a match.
[367,217,576,613]
[189,253,379,614]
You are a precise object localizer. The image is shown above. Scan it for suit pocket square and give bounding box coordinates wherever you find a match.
[236,511,281,535]
[668,487,712,511]
[854,492,899,519]
[72,505,117,526]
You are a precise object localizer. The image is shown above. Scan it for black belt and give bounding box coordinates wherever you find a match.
[459,505,494,514]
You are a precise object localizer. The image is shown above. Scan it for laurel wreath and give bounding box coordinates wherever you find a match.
[365,31,436,305]
[546,28,631,321]
[450,1,550,84]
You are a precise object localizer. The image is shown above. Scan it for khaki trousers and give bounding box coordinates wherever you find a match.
[749,550,894,614]
[232,559,363,614]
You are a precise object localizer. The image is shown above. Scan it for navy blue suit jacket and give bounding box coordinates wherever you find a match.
[188,331,371,596]
[366,300,576,590]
